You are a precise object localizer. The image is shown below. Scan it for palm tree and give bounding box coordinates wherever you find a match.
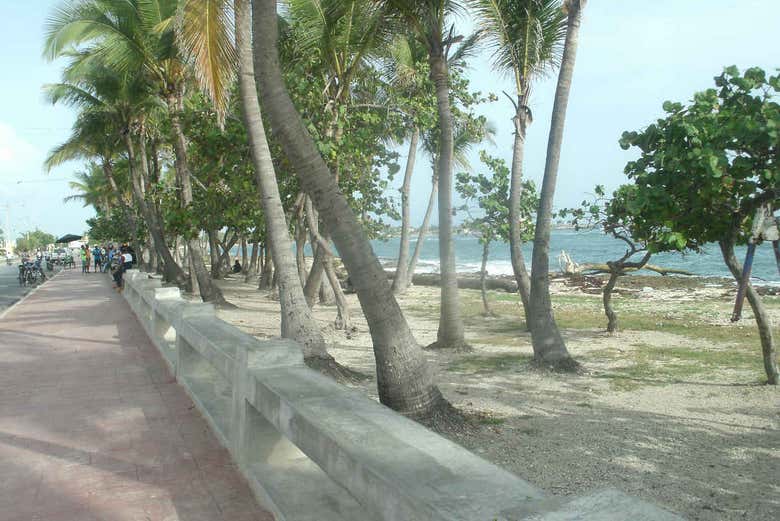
[471,0,567,324]
[529,0,586,369]
[283,0,397,321]
[407,113,495,287]
[252,0,448,420]
[229,0,337,368]
[41,58,187,284]
[44,0,228,305]
[384,34,431,294]
[63,162,113,214]
[385,0,478,350]
[45,108,145,263]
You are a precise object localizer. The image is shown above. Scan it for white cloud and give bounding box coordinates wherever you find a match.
[0,122,41,181]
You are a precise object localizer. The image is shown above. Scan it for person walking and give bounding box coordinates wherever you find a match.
[80,246,88,274]
[92,245,102,272]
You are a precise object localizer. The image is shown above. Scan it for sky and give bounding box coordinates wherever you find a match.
[0,0,778,240]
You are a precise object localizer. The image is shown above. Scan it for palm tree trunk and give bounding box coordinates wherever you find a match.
[165,92,228,306]
[253,0,445,418]
[509,108,532,325]
[303,243,326,307]
[295,214,308,286]
[407,170,438,286]
[259,243,274,290]
[392,127,419,294]
[429,54,466,350]
[720,238,779,384]
[123,133,186,286]
[147,234,158,273]
[304,197,349,325]
[529,0,585,370]
[246,240,259,282]
[235,0,332,363]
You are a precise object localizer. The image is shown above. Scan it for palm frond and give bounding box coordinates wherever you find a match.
[470,0,567,91]
[176,0,236,124]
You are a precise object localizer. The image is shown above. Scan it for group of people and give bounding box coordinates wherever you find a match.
[79,243,135,291]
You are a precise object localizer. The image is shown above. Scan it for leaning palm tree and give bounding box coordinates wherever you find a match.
[44,0,228,305]
[471,0,567,325]
[252,0,449,421]
[179,0,338,369]
[529,0,586,369]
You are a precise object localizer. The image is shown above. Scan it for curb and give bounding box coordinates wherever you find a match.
[0,267,65,321]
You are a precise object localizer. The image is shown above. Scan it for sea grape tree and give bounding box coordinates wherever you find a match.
[560,185,651,333]
[456,151,537,316]
[619,66,780,384]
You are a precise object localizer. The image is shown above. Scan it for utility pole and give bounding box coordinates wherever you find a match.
[0,204,11,255]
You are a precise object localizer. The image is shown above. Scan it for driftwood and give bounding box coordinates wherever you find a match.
[580,263,695,277]
[384,271,518,293]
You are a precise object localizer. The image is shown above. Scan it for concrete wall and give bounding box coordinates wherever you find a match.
[122,270,684,521]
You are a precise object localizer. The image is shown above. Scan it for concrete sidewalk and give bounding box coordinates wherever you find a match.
[0,270,274,521]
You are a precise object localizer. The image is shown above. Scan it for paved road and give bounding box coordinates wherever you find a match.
[0,262,30,313]
[0,270,273,521]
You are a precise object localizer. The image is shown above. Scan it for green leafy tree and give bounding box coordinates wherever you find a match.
[560,185,652,333]
[619,66,780,384]
[17,229,57,252]
[456,151,537,316]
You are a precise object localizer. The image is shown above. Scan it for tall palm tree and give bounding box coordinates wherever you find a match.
[227,0,337,367]
[471,0,567,325]
[529,0,586,369]
[41,57,187,284]
[384,34,431,294]
[385,0,478,350]
[45,108,145,262]
[44,0,228,305]
[407,113,495,287]
[252,0,448,420]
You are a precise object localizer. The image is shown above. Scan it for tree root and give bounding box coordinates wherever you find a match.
[305,356,370,384]
[213,299,238,310]
[530,355,583,374]
[414,397,470,434]
[424,340,473,353]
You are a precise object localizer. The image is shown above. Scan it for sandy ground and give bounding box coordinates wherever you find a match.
[212,274,779,521]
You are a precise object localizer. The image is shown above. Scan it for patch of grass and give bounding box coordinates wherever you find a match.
[589,342,763,391]
[447,354,533,374]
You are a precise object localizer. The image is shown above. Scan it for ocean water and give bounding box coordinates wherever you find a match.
[369,229,780,283]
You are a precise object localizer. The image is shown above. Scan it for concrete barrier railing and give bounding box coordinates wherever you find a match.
[122,270,683,521]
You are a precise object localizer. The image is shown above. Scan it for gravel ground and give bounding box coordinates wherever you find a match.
[215,275,780,521]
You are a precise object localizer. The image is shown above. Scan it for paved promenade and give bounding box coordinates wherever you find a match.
[0,270,273,521]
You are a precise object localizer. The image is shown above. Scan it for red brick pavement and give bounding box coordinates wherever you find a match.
[0,270,274,521]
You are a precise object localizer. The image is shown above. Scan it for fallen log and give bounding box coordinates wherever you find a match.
[384,271,518,293]
[580,263,695,277]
